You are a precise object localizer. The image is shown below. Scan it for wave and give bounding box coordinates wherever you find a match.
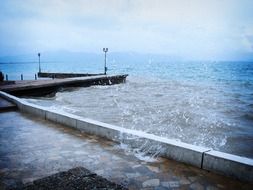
[24,76,253,158]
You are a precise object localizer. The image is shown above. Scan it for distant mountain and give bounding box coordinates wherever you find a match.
[0,54,38,63]
[0,51,182,64]
[1,50,252,64]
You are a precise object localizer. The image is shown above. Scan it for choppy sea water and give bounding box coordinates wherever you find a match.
[1,60,253,158]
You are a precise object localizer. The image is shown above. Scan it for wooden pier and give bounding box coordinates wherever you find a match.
[0,74,128,96]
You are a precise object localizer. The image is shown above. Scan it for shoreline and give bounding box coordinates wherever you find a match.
[1,90,252,183]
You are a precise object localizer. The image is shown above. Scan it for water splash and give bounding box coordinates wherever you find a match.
[24,61,253,158]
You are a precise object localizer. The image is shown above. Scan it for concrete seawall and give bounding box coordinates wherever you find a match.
[0,91,252,182]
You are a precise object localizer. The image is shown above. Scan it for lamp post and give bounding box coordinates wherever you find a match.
[103,48,108,75]
[38,53,41,73]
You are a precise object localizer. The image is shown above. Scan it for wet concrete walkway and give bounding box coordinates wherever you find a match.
[0,111,252,190]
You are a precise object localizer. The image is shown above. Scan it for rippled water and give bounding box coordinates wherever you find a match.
[2,60,251,158]
[22,61,253,158]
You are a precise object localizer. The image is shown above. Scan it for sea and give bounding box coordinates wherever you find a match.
[1,59,253,158]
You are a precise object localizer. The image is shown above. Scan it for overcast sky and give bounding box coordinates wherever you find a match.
[0,0,252,60]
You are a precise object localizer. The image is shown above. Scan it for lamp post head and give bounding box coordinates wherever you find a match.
[38,53,40,57]
[103,48,108,52]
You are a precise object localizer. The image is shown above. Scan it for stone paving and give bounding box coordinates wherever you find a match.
[0,111,252,190]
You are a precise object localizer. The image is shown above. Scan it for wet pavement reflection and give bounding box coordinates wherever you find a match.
[0,111,252,189]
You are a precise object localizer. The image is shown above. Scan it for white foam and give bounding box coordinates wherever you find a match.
[22,76,253,158]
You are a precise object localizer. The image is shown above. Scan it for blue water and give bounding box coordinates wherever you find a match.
[1,60,253,158]
[1,60,253,84]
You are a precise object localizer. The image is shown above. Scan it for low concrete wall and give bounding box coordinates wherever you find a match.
[0,90,252,182]
[22,102,47,119]
[76,117,210,167]
[203,150,253,182]
[46,110,79,129]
